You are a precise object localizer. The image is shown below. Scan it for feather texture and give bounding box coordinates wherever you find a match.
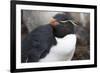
[39,34,76,62]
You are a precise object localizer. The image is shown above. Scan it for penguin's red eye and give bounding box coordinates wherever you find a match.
[61,28,67,32]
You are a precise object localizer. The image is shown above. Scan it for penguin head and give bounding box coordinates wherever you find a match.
[53,20,77,38]
[51,13,77,38]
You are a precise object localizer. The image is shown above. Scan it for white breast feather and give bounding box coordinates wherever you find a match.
[39,34,77,62]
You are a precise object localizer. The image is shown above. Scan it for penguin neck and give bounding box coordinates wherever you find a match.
[55,34,76,40]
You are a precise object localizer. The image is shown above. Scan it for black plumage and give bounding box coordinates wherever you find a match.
[21,24,57,63]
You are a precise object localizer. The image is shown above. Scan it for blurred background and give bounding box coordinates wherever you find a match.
[21,10,90,60]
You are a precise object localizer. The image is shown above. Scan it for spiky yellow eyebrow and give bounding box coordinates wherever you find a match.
[60,20,77,26]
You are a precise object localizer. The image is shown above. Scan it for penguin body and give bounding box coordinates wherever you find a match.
[39,34,76,62]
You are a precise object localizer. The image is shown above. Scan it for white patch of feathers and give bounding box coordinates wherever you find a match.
[39,34,77,62]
